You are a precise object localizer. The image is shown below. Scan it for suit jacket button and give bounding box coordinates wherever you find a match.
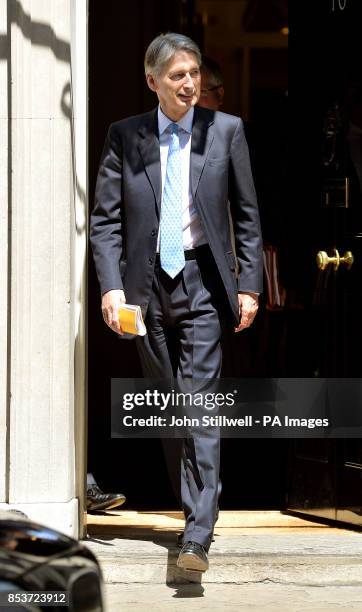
[148,257,153,264]
[151,229,156,236]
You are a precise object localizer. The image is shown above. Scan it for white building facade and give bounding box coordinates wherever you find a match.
[0,0,88,538]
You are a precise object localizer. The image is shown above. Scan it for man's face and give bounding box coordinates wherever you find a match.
[147,51,201,121]
[198,68,224,111]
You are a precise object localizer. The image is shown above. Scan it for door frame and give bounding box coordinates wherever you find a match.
[71,0,89,539]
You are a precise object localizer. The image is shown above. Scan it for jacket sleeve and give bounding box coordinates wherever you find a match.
[229,118,263,294]
[90,123,124,296]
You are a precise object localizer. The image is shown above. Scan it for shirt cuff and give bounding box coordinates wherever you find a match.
[238,291,260,296]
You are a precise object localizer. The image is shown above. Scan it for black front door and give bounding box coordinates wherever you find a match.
[286,0,362,526]
[88,0,362,517]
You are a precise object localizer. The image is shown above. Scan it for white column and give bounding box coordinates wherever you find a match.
[0,0,9,504]
[0,0,88,538]
[70,0,88,539]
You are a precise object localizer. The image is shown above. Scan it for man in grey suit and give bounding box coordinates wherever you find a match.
[90,33,262,572]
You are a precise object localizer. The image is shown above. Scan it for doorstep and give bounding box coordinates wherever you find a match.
[85,511,362,586]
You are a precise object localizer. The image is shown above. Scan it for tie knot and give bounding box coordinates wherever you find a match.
[170,122,179,135]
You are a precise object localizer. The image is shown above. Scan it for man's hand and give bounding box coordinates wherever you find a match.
[101,289,126,335]
[234,292,259,333]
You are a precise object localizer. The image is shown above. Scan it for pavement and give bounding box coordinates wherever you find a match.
[85,511,362,611]
[105,583,362,611]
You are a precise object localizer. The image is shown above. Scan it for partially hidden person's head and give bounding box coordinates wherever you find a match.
[145,33,202,121]
[199,56,224,111]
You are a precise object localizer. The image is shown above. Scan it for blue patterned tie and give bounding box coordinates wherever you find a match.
[160,123,185,278]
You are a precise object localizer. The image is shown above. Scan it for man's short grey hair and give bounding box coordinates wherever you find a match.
[201,56,224,87]
[144,32,202,77]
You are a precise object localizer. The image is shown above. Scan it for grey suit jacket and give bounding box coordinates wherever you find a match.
[90,106,263,326]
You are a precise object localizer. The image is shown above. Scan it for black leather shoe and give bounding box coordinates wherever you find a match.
[176,541,209,572]
[177,531,214,548]
[86,484,126,512]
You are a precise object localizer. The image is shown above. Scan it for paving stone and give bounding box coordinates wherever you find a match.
[104,583,362,612]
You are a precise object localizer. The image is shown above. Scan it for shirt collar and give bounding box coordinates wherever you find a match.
[158,105,194,135]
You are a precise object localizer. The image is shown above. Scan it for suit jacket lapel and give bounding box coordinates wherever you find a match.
[138,109,162,213]
[190,106,215,198]
[137,106,214,211]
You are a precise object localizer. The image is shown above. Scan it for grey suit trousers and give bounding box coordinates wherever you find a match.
[135,245,228,551]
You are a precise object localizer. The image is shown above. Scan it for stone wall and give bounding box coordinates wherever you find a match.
[0,0,87,538]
